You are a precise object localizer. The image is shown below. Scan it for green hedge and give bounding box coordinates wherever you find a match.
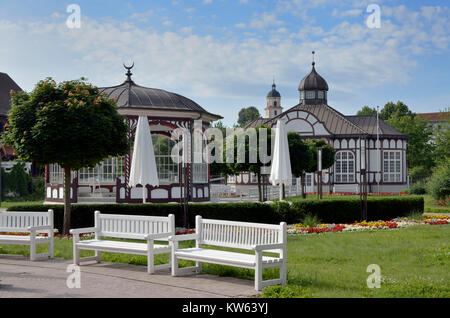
[6,196,424,232]
[289,196,424,224]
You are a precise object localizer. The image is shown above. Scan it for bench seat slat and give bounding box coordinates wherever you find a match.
[76,240,170,254]
[174,248,281,267]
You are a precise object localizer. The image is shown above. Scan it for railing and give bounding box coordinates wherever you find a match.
[248,184,301,200]
[210,184,233,197]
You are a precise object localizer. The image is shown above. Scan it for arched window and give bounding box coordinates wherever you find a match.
[274,101,277,106]
[334,151,355,183]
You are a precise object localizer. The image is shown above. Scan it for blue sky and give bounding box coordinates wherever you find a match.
[0,0,448,125]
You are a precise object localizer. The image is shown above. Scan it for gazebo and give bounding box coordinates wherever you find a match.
[44,65,222,204]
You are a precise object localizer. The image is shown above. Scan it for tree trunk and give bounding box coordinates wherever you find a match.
[281,184,285,200]
[257,173,262,202]
[63,165,71,236]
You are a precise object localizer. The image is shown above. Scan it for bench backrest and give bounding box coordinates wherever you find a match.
[95,211,175,240]
[0,210,54,233]
[196,216,286,251]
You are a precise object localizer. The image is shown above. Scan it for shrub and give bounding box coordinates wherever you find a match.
[300,213,321,228]
[1,163,32,198]
[409,183,426,195]
[7,196,424,233]
[427,158,450,200]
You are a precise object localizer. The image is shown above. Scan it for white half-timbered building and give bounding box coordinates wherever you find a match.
[233,60,408,194]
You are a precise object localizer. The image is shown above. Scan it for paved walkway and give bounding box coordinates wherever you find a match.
[0,255,258,298]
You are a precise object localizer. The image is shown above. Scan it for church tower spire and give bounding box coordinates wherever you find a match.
[265,79,283,118]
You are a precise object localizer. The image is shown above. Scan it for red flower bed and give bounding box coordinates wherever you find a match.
[425,220,449,225]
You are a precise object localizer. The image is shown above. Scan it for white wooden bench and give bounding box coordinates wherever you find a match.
[0,210,55,261]
[70,211,175,274]
[169,216,287,291]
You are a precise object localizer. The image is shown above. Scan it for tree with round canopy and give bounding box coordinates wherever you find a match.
[2,78,129,235]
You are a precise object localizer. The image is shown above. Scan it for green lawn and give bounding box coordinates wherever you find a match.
[423,195,450,214]
[1,224,448,298]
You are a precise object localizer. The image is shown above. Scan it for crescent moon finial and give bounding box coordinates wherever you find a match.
[123,62,134,82]
[123,62,134,70]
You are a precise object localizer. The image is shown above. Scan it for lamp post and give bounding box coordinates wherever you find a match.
[317,148,322,200]
[360,139,368,221]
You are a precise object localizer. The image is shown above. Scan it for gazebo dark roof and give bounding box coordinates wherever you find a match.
[0,72,22,116]
[98,66,221,119]
[298,63,329,92]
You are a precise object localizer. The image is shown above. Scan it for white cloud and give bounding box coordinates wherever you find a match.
[0,4,448,123]
[249,13,283,29]
[203,0,213,4]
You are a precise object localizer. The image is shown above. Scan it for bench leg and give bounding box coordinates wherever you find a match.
[195,261,202,273]
[255,251,263,291]
[73,245,80,265]
[30,240,37,261]
[49,236,54,259]
[147,253,155,274]
[95,251,101,263]
[280,260,287,286]
[171,242,179,276]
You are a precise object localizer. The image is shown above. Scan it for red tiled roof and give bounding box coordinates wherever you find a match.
[416,112,450,123]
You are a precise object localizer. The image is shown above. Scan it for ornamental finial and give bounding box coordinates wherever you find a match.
[123,62,135,82]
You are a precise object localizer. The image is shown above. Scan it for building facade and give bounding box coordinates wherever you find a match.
[231,60,409,195]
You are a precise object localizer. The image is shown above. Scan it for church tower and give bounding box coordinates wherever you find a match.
[265,81,283,118]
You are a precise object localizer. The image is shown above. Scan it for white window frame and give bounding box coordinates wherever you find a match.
[334,151,355,183]
[305,91,315,99]
[49,164,63,184]
[318,91,324,99]
[153,135,179,184]
[78,157,125,184]
[383,150,401,183]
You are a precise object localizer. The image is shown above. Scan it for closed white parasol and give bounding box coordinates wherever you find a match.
[269,119,292,200]
[128,116,159,203]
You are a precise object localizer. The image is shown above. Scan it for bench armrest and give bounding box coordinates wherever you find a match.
[252,243,285,251]
[145,232,173,240]
[70,227,98,235]
[168,233,199,242]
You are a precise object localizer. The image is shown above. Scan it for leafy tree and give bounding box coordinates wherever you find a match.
[287,132,313,198]
[380,101,414,120]
[2,78,129,235]
[432,112,450,165]
[386,113,435,172]
[426,157,450,200]
[305,139,336,172]
[228,126,272,201]
[237,106,261,127]
[357,106,377,116]
[305,139,336,198]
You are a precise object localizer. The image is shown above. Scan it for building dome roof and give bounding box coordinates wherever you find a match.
[267,83,281,98]
[298,62,329,92]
